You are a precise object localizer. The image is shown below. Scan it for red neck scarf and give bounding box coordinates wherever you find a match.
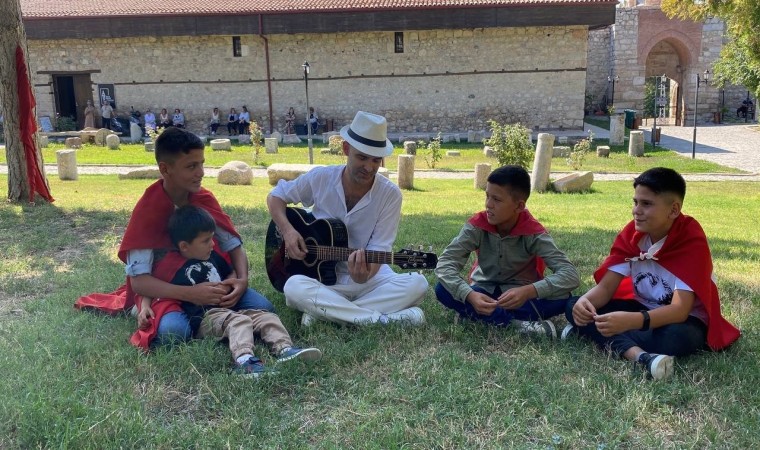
[595,214,740,351]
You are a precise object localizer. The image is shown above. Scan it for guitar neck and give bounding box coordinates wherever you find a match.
[306,245,395,264]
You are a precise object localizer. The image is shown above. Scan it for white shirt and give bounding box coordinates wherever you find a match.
[239,111,250,122]
[609,235,708,323]
[270,165,402,277]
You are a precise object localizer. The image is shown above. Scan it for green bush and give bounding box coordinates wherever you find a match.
[250,121,264,164]
[420,133,443,169]
[55,115,77,132]
[567,130,594,170]
[485,120,533,169]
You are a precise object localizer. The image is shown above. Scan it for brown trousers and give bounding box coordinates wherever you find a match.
[199,308,292,360]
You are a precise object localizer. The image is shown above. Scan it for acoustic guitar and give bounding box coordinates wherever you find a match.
[265,207,438,292]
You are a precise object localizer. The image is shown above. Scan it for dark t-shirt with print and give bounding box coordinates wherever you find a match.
[170,250,232,334]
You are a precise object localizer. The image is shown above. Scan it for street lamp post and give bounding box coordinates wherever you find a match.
[607,74,619,107]
[691,70,710,159]
[302,61,313,164]
[652,74,667,146]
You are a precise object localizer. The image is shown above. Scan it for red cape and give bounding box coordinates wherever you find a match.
[595,214,740,351]
[17,45,53,203]
[467,209,547,281]
[74,180,239,349]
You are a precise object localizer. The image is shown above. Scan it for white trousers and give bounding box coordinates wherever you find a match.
[283,269,429,325]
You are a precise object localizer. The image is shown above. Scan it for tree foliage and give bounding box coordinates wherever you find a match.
[661,0,760,98]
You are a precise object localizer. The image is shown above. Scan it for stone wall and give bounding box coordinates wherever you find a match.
[586,27,612,110]
[27,26,589,133]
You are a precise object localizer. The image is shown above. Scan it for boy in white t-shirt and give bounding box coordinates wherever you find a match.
[565,167,740,380]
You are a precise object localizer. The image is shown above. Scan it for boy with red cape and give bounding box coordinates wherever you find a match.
[566,167,740,380]
[434,165,580,336]
[75,127,273,350]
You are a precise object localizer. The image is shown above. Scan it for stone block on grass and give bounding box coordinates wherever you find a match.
[56,149,78,181]
[106,134,120,150]
[211,139,232,151]
[218,161,253,185]
[65,137,82,149]
[552,171,594,193]
[118,167,161,180]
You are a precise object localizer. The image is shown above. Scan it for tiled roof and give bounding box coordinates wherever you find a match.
[21,0,616,18]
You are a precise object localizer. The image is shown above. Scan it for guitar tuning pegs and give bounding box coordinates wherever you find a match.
[418,245,423,251]
[428,245,433,252]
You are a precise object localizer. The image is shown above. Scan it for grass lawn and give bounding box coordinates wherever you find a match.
[1,175,758,448]
[1,138,741,174]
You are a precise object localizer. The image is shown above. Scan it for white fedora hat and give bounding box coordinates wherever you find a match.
[339,111,394,158]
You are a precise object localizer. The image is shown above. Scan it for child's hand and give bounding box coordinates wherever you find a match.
[465,291,498,316]
[137,305,155,330]
[594,311,636,337]
[572,297,596,326]
[496,285,536,310]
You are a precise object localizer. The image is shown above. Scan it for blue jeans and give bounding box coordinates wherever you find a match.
[565,298,707,357]
[153,287,275,347]
[435,282,569,327]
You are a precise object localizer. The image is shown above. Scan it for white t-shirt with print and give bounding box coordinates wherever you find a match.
[609,234,708,324]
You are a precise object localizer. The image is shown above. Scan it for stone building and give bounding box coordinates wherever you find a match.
[20,0,616,134]
[586,0,755,126]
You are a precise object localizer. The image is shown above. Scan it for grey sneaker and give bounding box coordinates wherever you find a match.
[233,357,276,378]
[638,352,674,380]
[560,324,578,340]
[514,320,558,339]
[276,346,323,364]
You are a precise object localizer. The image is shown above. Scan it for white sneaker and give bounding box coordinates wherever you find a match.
[513,320,557,338]
[639,353,675,380]
[385,307,426,325]
[301,313,315,327]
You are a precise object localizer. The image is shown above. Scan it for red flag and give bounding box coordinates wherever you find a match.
[16,45,53,203]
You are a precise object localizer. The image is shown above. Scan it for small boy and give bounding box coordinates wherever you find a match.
[434,165,580,336]
[565,167,740,380]
[139,205,322,377]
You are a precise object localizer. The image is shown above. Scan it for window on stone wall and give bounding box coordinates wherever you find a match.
[394,32,404,53]
[232,36,242,57]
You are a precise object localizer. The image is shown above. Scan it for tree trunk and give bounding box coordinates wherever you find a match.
[0,0,51,203]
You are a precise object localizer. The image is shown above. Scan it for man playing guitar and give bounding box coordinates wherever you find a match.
[266,111,429,326]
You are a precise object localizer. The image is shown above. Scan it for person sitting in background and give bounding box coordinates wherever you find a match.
[737,98,753,118]
[209,107,220,136]
[158,108,172,129]
[238,106,251,135]
[172,109,185,128]
[143,109,156,132]
[227,108,238,135]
